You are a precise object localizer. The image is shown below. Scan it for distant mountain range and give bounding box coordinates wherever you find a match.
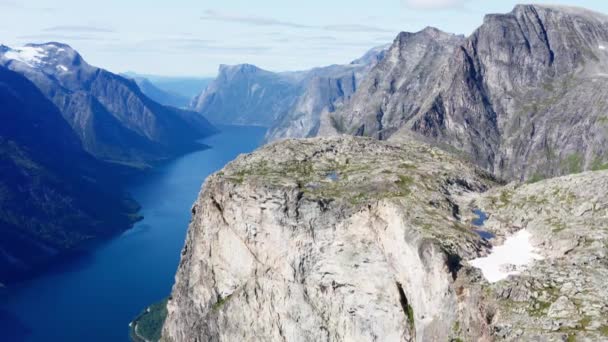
[0,43,216,284]
[122,72,214,108]
[190,45,388,141]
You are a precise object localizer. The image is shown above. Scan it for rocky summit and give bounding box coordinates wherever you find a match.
[317,5,608,181]
[159,135,608,342]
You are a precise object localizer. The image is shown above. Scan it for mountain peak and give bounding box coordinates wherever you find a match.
[0,42,87,75]
[219,63,261,75]
[484,4,608,23]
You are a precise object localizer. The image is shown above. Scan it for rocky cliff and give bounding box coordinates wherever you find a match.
[160,136,608,341]
[161,136,498,342]
[321,5,608,181]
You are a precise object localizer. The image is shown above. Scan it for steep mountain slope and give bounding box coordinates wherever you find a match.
[190,46,387,138]
[129,76,191,108]
[265,53,386,141]
[191,64,303,126]
[0,43,216,169]
[123,72,213,100]
[321,5,608,180]
[158,135,608,341]
[0,66,139,284]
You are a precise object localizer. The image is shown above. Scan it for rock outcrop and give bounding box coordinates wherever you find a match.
[320,5,608,181]
[161,136,608,341]
[162,136,499,342]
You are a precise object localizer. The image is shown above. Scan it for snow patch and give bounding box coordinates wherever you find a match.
[469,229,543,283]
[56,65,68,72]
[4,46,47,67]
[599,45,606,50]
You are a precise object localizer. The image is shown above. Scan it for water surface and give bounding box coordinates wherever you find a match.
[0,125,266,342]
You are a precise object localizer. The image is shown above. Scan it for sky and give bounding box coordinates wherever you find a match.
[2,0,608,76]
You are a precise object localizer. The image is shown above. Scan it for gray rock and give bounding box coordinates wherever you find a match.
[319,5,608,181]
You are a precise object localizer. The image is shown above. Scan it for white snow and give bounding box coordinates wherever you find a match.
[4,46,47,67]
[56,65,68,72]
[469,229,543,283]
[599,45,606,50]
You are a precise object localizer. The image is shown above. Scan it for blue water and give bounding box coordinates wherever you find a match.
[471,209,495,240]
[0,125,266,342]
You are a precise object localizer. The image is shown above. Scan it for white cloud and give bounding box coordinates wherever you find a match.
[402,0,469,10]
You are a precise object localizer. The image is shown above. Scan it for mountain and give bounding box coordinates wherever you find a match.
[154,135,608,341]
[129,76,191,108]
[191,64,303,127]
[122,72,214,100]
[0,66,139,284]
[319,5,608,181]
[0,43,216,169]
[190,46,388,138]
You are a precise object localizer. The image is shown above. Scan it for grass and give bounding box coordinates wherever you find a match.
[561,153,584,174]
[130,298,169,342]
[591,157,608,171]
[406,303,415,333]
[527,173,545,184]
[395,175,414,196]
[212,293,233,311]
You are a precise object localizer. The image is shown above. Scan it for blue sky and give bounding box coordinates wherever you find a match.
[2,0,608,76]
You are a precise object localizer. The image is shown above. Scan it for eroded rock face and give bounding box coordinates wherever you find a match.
[162,137,498,342]
[161,136,608,342]
[321,5,608,180]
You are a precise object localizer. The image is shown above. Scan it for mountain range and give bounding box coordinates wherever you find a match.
[191,5,608,182]
[0,43,216,284]
[0,43,216,169]
[133,5,608,342]
[0,66,140,283]
[320,4,608,181]
[122,73,214,109]
[190,45,388,141]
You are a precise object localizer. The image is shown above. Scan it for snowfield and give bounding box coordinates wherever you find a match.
[469,229,543,283]
[4,46,46,67]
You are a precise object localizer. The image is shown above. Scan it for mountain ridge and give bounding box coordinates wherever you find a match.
[0,42,216,169]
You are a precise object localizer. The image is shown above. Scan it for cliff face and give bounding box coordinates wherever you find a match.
[191,64,303,127]
[162,137,499,342]
[161,136,608,342]
[321,5,608,180]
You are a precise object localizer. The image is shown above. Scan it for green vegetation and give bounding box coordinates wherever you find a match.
[591,157,608,171]
[498,190,513,207]
[406,302,415,332]
[395,175,414,196]
[561,153,584,174]
[527,173,545,184]
[212,294,233,311]
[130,298,169,342]
[579,316,592,329]
[599,325,608,336]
